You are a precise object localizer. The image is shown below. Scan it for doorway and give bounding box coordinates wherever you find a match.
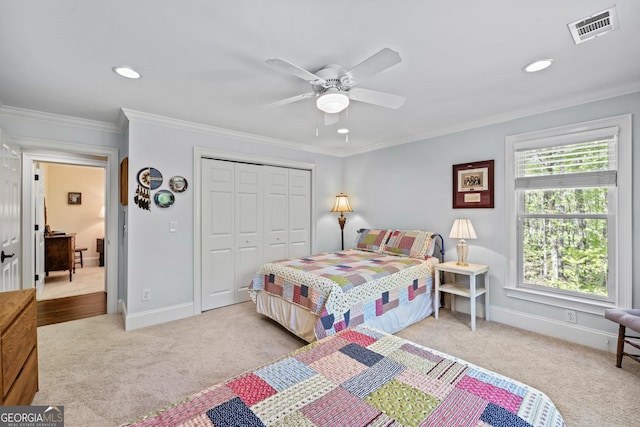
[35,161,107,325]
[23,153,115,326]
[21,141,119,324]
[38,162,105,295]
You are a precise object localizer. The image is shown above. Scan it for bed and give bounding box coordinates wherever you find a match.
[125,324,565,426]
[248,229,443,342]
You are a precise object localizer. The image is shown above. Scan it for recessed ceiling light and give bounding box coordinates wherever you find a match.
[337,128,349,134]
[112,66,141,79]
[523,59,553,73]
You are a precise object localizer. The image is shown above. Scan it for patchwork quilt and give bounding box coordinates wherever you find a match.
[248,249,438,339]
[126,325,565,427]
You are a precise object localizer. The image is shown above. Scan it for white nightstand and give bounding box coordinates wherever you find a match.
[434,261,489,331]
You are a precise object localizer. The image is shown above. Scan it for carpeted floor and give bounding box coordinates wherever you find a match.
[33,302,640,427]
[39,265,105,300]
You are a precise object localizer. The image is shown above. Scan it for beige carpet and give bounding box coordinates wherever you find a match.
[34,302,639,427]
[39,266,105,300]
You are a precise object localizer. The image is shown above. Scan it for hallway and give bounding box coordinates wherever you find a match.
[37,265,106,326]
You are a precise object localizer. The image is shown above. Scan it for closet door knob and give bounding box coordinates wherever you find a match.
[1,251,15,263]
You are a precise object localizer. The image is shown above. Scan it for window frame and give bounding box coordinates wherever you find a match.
[505,115,632,315]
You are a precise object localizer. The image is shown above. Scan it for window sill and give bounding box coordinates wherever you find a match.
[504,286,618,315]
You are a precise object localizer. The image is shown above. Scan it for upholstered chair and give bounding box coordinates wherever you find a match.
[604,308,640,368]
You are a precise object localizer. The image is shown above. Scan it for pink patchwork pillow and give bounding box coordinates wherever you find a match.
[355,229,391,252]
[382,230,433,259]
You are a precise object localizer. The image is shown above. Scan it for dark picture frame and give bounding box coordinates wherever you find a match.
[453,159,494,209]
[68,192,82,205]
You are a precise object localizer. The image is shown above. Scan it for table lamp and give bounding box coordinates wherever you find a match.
[330,193,353,250]
[449,218,477,266]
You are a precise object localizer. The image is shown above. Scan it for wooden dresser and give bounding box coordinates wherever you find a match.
[0,288,38,405]
[45,234,75,281]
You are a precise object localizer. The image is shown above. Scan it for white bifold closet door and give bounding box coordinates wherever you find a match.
[201,159,310,311]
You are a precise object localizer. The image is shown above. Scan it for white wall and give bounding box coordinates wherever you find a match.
[123,111,344,328]
[343,91,640,351]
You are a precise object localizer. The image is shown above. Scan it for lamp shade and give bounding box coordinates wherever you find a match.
[449,219,477,240]
[330,193,353,213]
[317,89,349,114]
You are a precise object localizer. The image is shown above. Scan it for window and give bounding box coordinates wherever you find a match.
[505,115,631,313]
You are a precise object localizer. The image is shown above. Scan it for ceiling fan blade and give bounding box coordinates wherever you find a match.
[266,58,327,85]
[345,48,402,86]
[264,92,316,109]
[348,87,405,109]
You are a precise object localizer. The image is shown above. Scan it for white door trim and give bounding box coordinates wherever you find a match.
[19,138,119,314]
[193,147,316,315]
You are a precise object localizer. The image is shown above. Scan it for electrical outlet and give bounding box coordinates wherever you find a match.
[142,289,151,301]
[564,309,576,323]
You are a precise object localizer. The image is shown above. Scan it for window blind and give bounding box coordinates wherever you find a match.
[515,135,617,189]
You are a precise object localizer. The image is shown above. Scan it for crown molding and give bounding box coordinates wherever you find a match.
[120,108,340,157]
[341,84,640,157]
[0,105,121,133]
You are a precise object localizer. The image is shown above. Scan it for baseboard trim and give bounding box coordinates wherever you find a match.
[490,306,616,353]
[119,299,127,327]
[124,302,194,331]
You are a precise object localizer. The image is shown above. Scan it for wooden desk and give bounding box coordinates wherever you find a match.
[45,234,75,281]
[97,237,104,267]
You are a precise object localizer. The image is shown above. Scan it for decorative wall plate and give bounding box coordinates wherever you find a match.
[137,167,163,190]
[169,176,188,193]
[154,190,175,208]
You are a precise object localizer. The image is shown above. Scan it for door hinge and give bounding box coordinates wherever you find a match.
[34,174,39,181]
[35,224,39,231]
[35,274,39,281]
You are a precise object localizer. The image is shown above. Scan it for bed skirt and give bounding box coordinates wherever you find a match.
[255,290,433,342]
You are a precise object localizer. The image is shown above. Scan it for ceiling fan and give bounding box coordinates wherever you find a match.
[265,47,406,118]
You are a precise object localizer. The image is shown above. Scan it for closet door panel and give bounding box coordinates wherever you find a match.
[264,166,288,262]
[234,164,263,302]
[201,159,235,310]
[288,169,311,259]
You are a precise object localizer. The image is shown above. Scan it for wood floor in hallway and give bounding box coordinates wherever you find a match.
[37,291,107,326]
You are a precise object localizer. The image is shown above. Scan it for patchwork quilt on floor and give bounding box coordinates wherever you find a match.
[249,249,437,339]
[126,325,565,427]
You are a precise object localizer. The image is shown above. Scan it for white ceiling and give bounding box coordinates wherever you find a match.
[1,1,639,156]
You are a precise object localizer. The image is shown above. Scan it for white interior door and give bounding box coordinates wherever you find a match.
[288,168,311,258]
[264,166,288,262]
[0,132,21,292]
[234,163,263,303]
[34,165,45,294]
[201,159,235,310]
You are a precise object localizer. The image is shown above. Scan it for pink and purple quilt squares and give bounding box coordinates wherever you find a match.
[126,326,565,427]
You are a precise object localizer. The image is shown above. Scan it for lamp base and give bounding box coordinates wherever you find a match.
[456,239,469,266]
[338,214,346,250]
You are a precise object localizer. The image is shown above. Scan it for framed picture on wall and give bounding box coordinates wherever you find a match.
[453,159,494,208]
[68,192,82,205]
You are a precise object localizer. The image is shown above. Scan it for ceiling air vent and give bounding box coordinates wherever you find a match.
[568,6,619,44]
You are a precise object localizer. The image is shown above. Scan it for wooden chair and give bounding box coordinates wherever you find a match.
[74,247,88,272]
[604,308,640,368]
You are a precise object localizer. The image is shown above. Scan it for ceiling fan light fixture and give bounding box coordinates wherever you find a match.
[317,90,349,114]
